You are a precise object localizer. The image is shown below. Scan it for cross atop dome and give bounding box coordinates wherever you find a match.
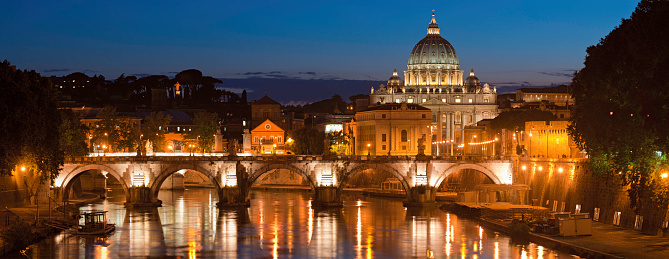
[428,12,440,35]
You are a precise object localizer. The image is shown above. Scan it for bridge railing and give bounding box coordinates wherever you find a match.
[64,154,514,163]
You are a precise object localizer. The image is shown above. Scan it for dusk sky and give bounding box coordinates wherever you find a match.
[1,0,639,102]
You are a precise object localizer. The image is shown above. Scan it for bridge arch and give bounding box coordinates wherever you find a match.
[60,164,129,201]
[434,163,503,189]
[150,164,222,200]
[341,163,413,200]
[247,162,316,194]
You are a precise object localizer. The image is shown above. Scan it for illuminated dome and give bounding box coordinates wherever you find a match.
[407,13,459,70]
[464,69,480,87]
[387,69,403,87]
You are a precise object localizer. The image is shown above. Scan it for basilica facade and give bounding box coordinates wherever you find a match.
[369,13,498,149]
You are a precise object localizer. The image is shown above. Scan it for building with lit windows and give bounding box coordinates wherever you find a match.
[369,13,498,150]
[349,102,432,156]
[250,119,285,154]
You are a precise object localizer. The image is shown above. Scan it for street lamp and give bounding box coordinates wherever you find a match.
[367,143,371,156]
[529,132,532,157]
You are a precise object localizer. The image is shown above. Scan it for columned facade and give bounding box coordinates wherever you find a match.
[369,13,498,154]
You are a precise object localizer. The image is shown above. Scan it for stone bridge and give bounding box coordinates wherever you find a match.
[56,155,514,208]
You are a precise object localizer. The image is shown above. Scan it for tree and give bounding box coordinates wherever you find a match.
[59,109,89,156]
[0,60,63,185]
[287,128,325,155]
[327,131,349,155]
[568,0,669,211]
[186,111,219,153]
[142,112,172,152]
[91,106,120,152]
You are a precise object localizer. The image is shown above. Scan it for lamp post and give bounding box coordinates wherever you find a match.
[529,132,532,157]
[450,139,454,156]
[367,143,371,156]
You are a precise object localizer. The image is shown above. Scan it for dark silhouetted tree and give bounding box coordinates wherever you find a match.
[568,0,669,212]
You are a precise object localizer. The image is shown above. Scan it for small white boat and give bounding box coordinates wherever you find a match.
[76,211,115,235]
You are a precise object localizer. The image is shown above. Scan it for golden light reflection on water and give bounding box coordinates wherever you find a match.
[24,189,577,258]
[188,241,197,259]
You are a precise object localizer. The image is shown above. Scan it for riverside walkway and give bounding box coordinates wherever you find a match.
[533,221,669,259]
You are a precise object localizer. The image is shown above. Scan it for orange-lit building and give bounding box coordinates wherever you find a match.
[251,119,285,154]
[349,102,432,156]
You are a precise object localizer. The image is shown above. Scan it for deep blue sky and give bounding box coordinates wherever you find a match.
[1,0,639,101]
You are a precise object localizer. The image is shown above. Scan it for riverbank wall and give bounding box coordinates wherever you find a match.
[517,157,668,235]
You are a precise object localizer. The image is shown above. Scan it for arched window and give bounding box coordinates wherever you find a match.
[401,130,408,142]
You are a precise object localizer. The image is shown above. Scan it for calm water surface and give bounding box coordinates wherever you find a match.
[21,188,577,258]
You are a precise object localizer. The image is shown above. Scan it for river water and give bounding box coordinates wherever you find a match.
[20,188,575,258]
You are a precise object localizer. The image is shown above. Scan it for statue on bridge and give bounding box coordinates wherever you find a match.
[145,141,154,156]
[417,135,426,156]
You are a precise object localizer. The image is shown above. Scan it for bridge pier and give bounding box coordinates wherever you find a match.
[403,186,437,207]
[312,186,343,208]
[217,187,250,208]
[125,187,162,208]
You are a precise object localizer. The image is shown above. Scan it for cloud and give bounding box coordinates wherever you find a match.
[165,71,179,75]
[538,69,576,78]
[131,73,151,77]
[298,71,317,75]
[283,100,308,106]
[491,82,523,85]
[81,69,99,74]
[43,68,71,73]
[241,71,285,76]
[218,87,251,94]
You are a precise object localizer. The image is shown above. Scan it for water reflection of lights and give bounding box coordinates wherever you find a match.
[272,212,279,259]
[307,202,313,245]
[357,206,362,258]
[538,245,544,259]
[188,241,197,259]
[494,242,499,259]
[521,248,528,259]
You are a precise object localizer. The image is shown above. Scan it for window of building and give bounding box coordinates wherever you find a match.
[408,99,414,103]
[422,114,426,118]
[468,98,473,103]
[560,114,565,118]
[455,98,461,103]
[254,136,259,143]
[382,145,386,150]
[382,114,386,119]
[382,134,386,142]
[401,130,408,142]
[402,146,406,150]
[277,136,282,143]
[442,98,446,102]
[484,98,489,103]
[422,99,426,103]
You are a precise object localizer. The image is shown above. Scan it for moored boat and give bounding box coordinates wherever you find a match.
[76,211,115,235]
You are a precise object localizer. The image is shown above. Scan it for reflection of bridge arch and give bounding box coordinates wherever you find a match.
[434,163,502,188]
[248,163,316,193]
[150,164,222,200]
[60,164,129,201]
[341,163,412,200]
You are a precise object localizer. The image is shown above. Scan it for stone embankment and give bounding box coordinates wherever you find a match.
[441,202,669,258]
